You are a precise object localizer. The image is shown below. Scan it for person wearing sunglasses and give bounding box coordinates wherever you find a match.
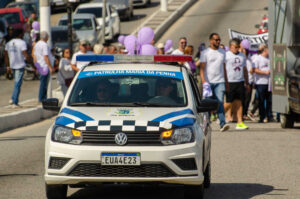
[199,33,230,132]
[171,37,187,55]
[224,38,249,130]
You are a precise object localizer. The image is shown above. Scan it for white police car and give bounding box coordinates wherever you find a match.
[43,55,217,199]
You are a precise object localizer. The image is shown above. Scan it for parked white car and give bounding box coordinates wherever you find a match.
[43,55,215,199]
[74,2,120,40]
[57,13,101,47]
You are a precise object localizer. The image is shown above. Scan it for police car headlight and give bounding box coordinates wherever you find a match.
[52,126,82,145]
[161,127,194,145]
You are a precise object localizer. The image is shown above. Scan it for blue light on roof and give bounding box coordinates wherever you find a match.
[76,55,114,62]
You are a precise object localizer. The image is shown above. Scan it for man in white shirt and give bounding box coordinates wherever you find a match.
[171,37,187,55]
[199,33,230,132]
[71,40,93,72]
[253,45,272,123]
[224,38,249,130]
[4,29,30,108]
[34,31,54,102]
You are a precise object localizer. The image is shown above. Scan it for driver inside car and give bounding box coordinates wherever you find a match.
[147,79,177,105]
[96,80,113,102]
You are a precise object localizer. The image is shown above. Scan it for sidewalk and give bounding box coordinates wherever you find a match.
[0,0,197,133]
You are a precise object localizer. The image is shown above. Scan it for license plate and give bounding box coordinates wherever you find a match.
[101,152,141,166]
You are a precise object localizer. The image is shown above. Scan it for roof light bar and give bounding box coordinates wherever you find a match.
[76,55,192,63]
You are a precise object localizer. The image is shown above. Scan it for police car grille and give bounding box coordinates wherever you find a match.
[68,163,176,177]
[81,131,162,146]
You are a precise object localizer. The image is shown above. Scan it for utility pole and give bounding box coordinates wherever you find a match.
[161,0,168,12]
[39,0,52,47]
[67,0,73,56]
[101,0,106,44]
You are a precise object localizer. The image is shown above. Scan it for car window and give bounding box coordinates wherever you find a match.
[68,71,187,107]
[76,7,103,18]
[59,19,93,30]
[0,13,21,24]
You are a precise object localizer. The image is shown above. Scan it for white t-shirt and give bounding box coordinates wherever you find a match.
[71,51,94,70]
[57,58,74,85]
[200,47,226,83]
[225,51,246,83]
[171,49,184,55]
[246,58,254,84]
[34,40,53,68]
[5,38,27,69]
[254,55,270,85]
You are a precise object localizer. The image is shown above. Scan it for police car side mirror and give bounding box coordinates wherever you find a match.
[42,98,60,112]
[197,99,219,113]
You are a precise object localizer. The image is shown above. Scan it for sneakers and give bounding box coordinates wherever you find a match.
[236,122,249,130]
[9,99,13,105]
[247,113,256,121]
[11,104,22,109]
[220,124,230,132]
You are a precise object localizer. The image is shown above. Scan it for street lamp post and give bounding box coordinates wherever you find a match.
[66,0,73,56]
[101,0,106,44]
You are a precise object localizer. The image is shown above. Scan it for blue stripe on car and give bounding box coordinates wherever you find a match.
[170,117,196,127]
[152,108,194,122]
[60,108,94,121]
[55,116,76,126]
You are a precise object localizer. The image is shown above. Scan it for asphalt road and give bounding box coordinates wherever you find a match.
[0,0,161,107]
[0,117,299,199]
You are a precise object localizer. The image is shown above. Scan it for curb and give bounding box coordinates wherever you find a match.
[0,106,56,133]
[0,90,63,133]
[131,0,197,41]
[154,0,197,41]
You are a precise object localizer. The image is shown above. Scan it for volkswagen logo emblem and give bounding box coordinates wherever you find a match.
[115,132,128,146]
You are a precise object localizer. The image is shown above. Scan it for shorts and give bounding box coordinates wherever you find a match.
[226,82,245,103]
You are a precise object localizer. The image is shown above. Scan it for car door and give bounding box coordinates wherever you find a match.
[109,4,120,36]
[188,74,211,169]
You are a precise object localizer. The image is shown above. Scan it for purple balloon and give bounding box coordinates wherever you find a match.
[241,39,251,50]
[137,27,154,45]
[124,35,137,55]
[164,39,173,52]
[140,44,157,55]
[32,21,40,31]
[118,35,125,45]
[225,46,229,51]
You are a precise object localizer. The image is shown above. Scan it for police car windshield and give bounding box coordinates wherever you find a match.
[68,74,187,107]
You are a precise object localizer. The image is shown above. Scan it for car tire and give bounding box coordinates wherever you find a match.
[280,114,294,128]
[204,160,211,188]
[45,184,67,199]
[184,183,204,199]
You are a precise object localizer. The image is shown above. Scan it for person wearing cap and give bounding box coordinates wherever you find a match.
[71,40,94,72]
[156,43,164,55]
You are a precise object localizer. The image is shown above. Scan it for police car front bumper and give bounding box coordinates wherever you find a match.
[45,141,204,186]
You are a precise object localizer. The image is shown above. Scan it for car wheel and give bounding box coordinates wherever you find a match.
[184,183,204,199]
[45,184,67,199]
[280,114,294,128]
[204,160,211,188]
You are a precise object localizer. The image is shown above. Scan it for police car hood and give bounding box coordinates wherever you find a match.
[55,107,196,131]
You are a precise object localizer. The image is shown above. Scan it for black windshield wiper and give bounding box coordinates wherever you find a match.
[70,102,123,107]
[131,102,175,107]
[70,102,176,107]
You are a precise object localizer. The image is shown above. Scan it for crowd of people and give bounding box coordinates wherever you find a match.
[3,18,273,130]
